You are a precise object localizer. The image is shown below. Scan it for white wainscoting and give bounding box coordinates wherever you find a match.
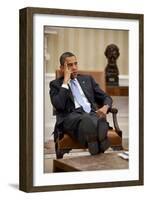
[107,96,129,139]
[45,73,56,142]
[119,75,129,86]
[45,73,129,142]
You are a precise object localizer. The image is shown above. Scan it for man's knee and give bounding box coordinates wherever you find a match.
[78,114,97,135]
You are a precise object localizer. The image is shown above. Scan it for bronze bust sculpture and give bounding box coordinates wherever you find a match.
[104,44,120,86]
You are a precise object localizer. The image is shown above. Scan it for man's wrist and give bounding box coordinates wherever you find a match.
[61,83,69,89]
[103,104,110,113]
[104,104,110,109]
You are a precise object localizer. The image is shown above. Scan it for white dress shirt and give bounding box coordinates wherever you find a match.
[62,78,91,110]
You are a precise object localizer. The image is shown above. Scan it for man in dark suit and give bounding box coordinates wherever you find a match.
[50,52,112,155]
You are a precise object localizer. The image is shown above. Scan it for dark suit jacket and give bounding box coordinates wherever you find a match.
[49,74,112,141]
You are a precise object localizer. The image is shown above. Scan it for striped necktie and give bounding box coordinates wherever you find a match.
[70,79,91,113]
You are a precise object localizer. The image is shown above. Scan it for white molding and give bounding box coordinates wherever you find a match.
[44,27,58,34]
[44,73,56,142]
[119,74,129,86]
[45,73,55,79]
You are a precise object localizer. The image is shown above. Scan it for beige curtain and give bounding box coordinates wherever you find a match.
[44,27,128,75]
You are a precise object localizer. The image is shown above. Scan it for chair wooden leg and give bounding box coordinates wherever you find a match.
[56,150,64,159]
[55,143,71,159]
[56,149,72,159]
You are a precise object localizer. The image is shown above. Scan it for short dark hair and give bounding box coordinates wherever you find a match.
[59,52,75,66]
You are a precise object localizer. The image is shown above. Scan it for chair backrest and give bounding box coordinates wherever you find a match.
[56,69,106,91]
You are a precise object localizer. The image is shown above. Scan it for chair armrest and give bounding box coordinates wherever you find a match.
[109,107,122,137]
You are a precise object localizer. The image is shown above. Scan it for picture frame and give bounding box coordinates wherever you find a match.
[19,7,144,192]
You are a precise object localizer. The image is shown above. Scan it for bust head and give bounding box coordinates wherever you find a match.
[104,44,120,66]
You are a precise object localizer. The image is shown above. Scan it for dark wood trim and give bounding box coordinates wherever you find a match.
[139,14,144,185]
[106,86,128,96]
[19,7,144,192]
[25,7,143,20]
[19,8,33,192]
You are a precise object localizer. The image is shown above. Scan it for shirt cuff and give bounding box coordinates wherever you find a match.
[61,83,69,89]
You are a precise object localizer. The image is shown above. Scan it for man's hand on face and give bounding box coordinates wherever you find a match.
[63,62,71,84]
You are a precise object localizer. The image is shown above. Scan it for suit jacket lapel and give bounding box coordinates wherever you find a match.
[68,86,74,103]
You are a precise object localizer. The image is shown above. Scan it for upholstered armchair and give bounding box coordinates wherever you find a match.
[54,70,123,159]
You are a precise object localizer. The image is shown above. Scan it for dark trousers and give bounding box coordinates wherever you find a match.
[63,107,110,152]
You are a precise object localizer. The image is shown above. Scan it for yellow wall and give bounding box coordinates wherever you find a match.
[44,27,128,74]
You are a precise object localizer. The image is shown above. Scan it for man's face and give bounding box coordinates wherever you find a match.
[62,56,78,79]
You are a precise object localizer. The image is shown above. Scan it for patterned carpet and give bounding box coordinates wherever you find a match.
[44,138,128,156]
